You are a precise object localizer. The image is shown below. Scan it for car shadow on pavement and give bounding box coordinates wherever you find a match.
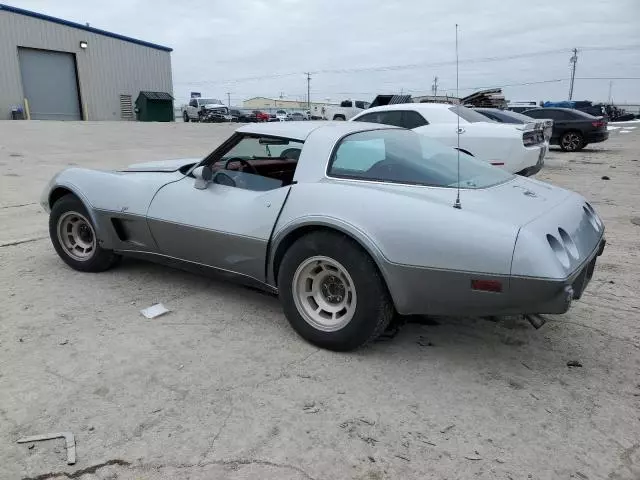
[113,257,562,365]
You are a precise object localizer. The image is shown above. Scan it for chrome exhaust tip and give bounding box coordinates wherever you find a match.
[525,314,547,329]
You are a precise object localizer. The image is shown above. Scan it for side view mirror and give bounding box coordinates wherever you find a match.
[193,165,213,189]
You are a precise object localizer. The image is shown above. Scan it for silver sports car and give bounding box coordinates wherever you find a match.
[41,122,605,351]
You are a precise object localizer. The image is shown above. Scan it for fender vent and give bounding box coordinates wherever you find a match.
[111,218,128,241]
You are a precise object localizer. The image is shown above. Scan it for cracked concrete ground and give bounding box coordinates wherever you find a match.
[1,121,639,480]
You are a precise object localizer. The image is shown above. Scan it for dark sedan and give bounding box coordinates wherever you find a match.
[229,109,258,123]
[475,108,553,142]
[522,108,608,152]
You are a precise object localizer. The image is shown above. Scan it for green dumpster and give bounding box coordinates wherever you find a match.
[135,91,174,122]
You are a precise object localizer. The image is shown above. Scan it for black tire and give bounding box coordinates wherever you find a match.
[560,131,584,152]
[278,231,394,351]
[333,115,346,121]
[49,195,119,272]
[183,112,189,123]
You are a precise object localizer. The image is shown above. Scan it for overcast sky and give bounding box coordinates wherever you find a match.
[10,0,640,105]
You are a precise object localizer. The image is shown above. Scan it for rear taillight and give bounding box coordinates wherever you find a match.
[592,121,605,128]
[523,131,544,147]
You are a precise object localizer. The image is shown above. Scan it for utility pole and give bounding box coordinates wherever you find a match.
[305,72,311,111]
[432,76,438,97]
[608,80,613,104]
[226,92,231,107]
[568,48,578,101]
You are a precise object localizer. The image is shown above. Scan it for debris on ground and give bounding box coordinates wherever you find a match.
[601,176,610,180]
[17,431,76,464]
[303,401,319,414]
[358,434,379,445]
[140,303,170,319]
[567,360,583,368]
[395,454,410,462]
[58,339,68,346]
[465,455,483,461]
[358,417,375,426]
[417,336,434,347]
[440,424,456,434]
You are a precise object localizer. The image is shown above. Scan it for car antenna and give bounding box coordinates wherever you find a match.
[453,23,462,210]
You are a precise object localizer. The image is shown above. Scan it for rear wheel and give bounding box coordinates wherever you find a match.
[333,115,346,121]
[560,131,584,152]
[278,231,394,351]
[49,195,119,272]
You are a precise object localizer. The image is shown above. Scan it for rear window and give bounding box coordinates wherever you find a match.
[328,129,513,189]
[449,106,491,123]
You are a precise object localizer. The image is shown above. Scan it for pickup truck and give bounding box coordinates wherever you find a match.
[312,99,370,121]
[182,98,228,122]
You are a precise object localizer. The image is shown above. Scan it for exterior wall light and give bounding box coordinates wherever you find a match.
[79,41,88,49]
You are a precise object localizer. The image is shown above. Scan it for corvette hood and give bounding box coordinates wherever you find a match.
[122,158,200,173]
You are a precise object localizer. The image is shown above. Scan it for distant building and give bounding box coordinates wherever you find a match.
[243,96,336,110]
[0,3,173,121]
[412,95,460,105]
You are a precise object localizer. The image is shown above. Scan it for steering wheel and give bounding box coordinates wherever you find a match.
[224,157,258,174]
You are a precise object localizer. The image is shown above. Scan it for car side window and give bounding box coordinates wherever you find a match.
[524,110,542,119]
[402,111,428,129]
[331,138,386,173]
[189,99,197,108]
[355,101,366,109]
[352,112,380,124]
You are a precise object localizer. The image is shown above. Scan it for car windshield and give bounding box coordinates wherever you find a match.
[449,106,492,123]
[221,136,304,160]
[328,129,513,189]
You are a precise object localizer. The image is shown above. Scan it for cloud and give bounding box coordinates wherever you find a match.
[10,0,640,105]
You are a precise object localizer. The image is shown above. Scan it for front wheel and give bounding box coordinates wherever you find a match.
[333,115,346,121]
[560,131,584,152]
[183,112,189,122]
[278,231,394,351]
[49,195,119,272]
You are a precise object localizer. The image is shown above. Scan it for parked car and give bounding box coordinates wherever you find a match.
[252,110,270,122]
[182,98,226,122]
[474,108,553,142]
[319,99,370,121]
[275,110,289,121]
[41,122,605,351]
[289,112,307,121]
[351,103,547,176]
[229,109,257,123]
[522,108,609,152]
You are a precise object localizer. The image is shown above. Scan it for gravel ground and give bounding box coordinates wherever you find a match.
[0,121,638,480]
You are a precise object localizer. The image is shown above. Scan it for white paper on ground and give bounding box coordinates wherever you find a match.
[140,303,170,319]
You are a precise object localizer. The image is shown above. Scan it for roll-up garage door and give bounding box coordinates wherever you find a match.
[18,48,82,121]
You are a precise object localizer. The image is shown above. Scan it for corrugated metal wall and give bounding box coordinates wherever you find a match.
[0,10,172,121]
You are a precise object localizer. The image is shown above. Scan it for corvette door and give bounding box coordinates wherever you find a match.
[146,175,290,282]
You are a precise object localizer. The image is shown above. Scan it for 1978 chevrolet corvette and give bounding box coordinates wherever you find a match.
[41,122,605,351]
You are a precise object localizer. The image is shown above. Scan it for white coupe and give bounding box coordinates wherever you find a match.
[350,103,547,176]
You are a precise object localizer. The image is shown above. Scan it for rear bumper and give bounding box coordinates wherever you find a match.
[384,236,605,317]
[585,131,609,143]
[515,144,546,176]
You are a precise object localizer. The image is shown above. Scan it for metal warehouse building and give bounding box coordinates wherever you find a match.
[0,4,173,121]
